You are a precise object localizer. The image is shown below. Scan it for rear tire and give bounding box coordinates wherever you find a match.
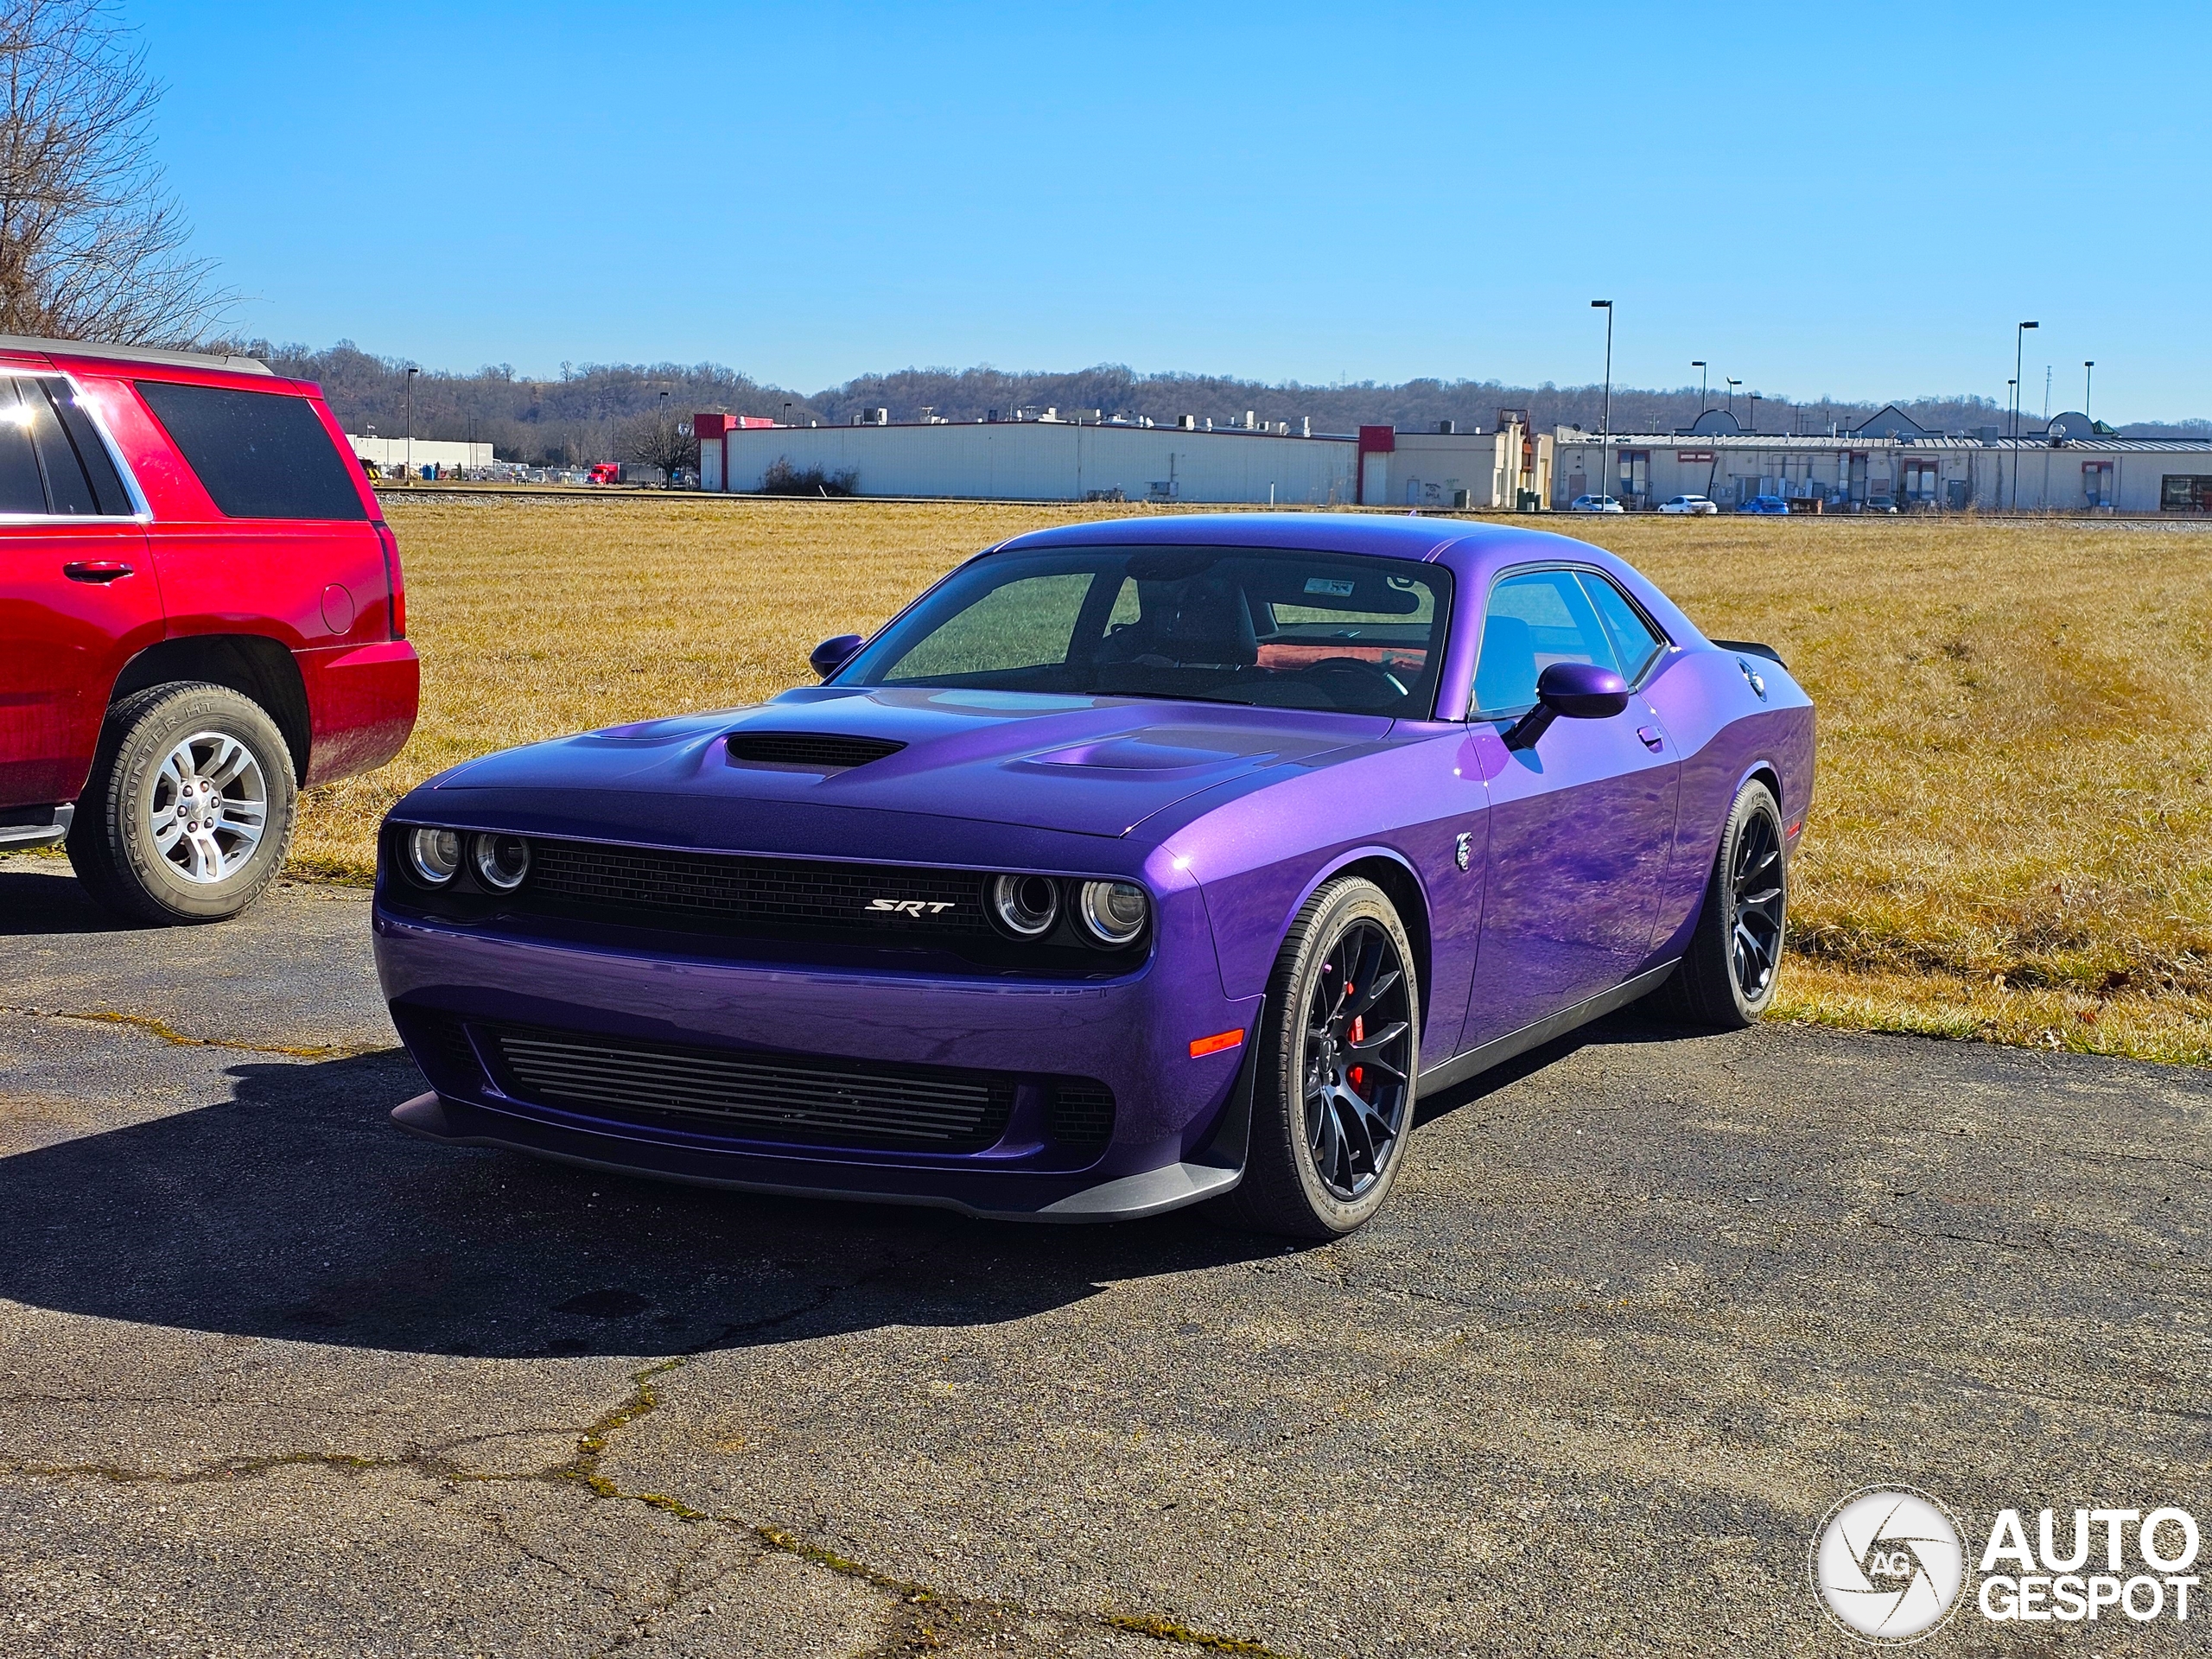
[67,682,297,925]
[1659,779,1786,1027]
[1215,876,1421,1238]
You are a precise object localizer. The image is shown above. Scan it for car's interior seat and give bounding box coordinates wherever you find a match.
[1103,577,1259,668]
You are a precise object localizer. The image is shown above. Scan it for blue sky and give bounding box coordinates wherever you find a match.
[137,2,2207,419]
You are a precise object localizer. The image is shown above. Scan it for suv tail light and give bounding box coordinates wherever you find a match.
[373,520,406,639]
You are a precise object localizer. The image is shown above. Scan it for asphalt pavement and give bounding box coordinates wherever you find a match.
[2,850,2207,1657]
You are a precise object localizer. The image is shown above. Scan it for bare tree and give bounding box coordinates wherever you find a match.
[0,0,224,344]
[618,405,698,486]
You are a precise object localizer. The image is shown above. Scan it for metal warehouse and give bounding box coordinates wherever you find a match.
[1552,407,2212,513]
[693,411,1553,508]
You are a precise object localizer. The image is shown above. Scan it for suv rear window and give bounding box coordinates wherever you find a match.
[136,380,366,520]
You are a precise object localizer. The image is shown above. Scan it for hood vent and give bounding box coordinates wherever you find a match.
[726,732,906,772]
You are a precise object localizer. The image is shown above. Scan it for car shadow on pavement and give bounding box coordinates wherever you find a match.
[0,863,137,937]
[0,1049,1285,1359]
[1411,1007,1717,1128]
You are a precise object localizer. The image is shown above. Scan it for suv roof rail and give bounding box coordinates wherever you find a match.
[0,334,273,376]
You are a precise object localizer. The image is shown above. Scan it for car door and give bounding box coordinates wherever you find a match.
[1459,566,1679,1046]
[0,374,156,807]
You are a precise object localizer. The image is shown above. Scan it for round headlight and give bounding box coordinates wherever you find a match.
[1076,880,1148,947]
[473,833,531,892]
[406,826,461,886]
[989,873,1059,938]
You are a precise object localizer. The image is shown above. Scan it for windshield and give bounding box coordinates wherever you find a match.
[835,545,1452,716]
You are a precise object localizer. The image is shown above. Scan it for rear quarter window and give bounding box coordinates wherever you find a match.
[135,380,366,520]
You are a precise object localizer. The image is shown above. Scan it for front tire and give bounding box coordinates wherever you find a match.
[1217,877,1421,1238]
[67,682,297,925]
[1662,779,1787,1027]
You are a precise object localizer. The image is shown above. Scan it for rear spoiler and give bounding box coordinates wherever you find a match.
[1711,639,1787,670]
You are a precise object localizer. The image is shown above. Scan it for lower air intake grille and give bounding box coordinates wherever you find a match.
[525,841,987,936]
[726,732,906,770]
[1048,1078,1116,1149]
[394,1006,483,1090]
[486,1025,1014,1151]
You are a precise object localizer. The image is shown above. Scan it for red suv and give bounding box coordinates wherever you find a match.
[0,337,417,922]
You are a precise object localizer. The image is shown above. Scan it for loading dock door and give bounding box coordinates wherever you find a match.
[1361,451,1389,505]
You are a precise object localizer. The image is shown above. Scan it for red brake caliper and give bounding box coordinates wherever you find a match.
[1349,1014,1364,1095]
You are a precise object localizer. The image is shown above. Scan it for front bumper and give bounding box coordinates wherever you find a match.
[372,900,1260,1222]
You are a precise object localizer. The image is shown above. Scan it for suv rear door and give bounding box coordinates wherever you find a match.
[0,371,156,807]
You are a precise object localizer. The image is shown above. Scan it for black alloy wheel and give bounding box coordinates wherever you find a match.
[1217,875,1421,1238]
[1300,918,1415,1201]
[1660,779,1788,1028]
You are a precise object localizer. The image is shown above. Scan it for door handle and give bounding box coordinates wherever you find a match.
[63,560,134,583]
[1636,725,1665,753]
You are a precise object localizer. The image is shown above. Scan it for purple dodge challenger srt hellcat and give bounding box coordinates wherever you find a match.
[374,514,1814,1236]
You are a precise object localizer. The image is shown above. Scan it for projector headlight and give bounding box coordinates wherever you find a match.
[1076,880,1148,947]
[989,872,1059,938]
[472,833,531,892]
[406,826,461,886]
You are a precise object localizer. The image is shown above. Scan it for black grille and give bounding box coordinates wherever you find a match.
[394,1006,484,1090]
[484,1025,1014,1151]
[526,841,987,936]
[726,732,906,770]
[1048,1078,1116,1150]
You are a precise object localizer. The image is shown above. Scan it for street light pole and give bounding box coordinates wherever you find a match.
[2084,360,2094,422]
[2012,321,2038,510]
[1591,300,1613,503]
[1692,360,1707,415]
[1726,378,1740,417]
[404,366,417,482]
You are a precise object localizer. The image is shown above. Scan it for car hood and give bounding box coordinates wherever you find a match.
[423,686,1389,839]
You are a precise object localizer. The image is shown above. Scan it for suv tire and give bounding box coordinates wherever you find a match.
[68,682,297,924]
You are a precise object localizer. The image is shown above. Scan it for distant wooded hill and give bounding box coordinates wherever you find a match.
[231,340,2204,465]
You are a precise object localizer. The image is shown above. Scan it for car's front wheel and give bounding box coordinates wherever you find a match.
[1660,779,1787,1027]
[67,682,298,924]
[1217,876,1421,1238]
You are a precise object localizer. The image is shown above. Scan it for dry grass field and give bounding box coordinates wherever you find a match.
[298,493,2212,1064]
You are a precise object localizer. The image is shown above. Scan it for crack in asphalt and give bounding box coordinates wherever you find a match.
[5,1348,1299,1659]
[0,1004,391,1059]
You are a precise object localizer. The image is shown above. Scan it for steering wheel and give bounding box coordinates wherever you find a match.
[1300,656,1408,708]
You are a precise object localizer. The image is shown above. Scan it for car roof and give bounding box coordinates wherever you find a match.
[993,511,1475,562]
[0,334,274,377]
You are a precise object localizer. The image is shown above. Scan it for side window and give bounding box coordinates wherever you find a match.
[0,382,47,513]
[1579,572,1667,683]
[41,379,131,514]
[134,380,368,521]
[1471,569,1619,715]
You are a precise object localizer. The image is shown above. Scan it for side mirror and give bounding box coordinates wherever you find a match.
[1503,661,1630,751]
[810,633,864,679]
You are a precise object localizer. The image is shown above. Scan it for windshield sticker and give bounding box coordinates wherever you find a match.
[1303,577,1356,597]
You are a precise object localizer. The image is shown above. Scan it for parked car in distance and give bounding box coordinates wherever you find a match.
[1739,494,1791,515]
[0,336,419,922]
[1658,494,1719,515]
[1568,493,1625,513]
[1863,494,1898,513]
[376,514,1815,1238]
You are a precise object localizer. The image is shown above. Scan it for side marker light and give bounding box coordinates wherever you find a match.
[1189,1029,1244,1059]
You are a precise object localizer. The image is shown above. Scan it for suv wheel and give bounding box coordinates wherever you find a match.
[68,682,297,924]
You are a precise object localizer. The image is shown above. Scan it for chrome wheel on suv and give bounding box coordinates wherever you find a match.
[149,730,271,884]
[68,682,297,923]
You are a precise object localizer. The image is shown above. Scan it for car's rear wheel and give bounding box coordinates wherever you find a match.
[68,682,297,924]
[1217,876,1420,1238]
[1660,779,1787,1027]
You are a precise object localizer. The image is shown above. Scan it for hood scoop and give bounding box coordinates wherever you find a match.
[726,732,907,772]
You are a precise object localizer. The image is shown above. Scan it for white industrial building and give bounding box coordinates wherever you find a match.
[1551,408,2212,513]
[346,435,495,473]
[692,411,1552,509]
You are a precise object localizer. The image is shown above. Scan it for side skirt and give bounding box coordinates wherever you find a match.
[1415,961,1680,1099]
